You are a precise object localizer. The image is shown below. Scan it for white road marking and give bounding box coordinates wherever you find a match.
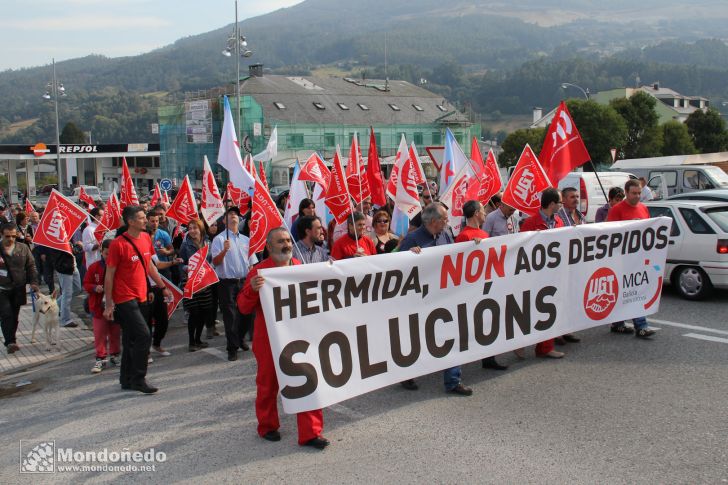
[329,403,365,420]
[200,347,229,361]
[648,318,728,336]
[683,333,728,345]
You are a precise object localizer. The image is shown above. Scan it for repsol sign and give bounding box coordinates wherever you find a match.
[59,145,99,153]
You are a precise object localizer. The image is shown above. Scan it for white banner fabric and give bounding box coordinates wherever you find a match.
[259,218,671,413]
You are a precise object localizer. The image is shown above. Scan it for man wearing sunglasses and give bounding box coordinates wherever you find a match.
[0,223,40,354]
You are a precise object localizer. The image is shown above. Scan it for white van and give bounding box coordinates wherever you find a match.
[557,172,634,222]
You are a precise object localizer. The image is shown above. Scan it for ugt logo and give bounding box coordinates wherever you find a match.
[583,267,618,320]
[20,440,55,473]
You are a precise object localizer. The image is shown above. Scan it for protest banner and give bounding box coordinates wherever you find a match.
[258,217,671,413]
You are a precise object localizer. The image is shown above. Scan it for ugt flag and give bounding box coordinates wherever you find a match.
[502,144,552,217]
[539,101,591,184]
[166,176,198,225]
[33,190,88,254]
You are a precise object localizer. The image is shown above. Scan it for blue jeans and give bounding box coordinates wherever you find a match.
[58,269,82,325]
[443,366,461,391]
[612,317,648,331]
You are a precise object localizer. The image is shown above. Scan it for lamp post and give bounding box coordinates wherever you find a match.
[43,58,66,191]
[561,82,590,100]
[222,0,253,148]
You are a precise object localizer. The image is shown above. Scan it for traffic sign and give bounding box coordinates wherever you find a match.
[160,179,173,191]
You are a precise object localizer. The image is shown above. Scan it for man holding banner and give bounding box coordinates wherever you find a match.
[399,203,473,395]
[237,227,328,450]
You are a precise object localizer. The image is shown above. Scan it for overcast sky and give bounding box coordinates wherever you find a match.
[0,0,303,71]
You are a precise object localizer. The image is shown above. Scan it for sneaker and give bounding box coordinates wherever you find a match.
[447,383,473,396]
[109,355,120,366]
[62,321,78,328]
[91,360,105,373]
[610,325,635,334]
[189,344,200,352]
[147,356,154,364]
[7,343,19,354]
[152,346,171,357]
[195,341,209,349]
[635,328,656,339]
[539,350,565,359]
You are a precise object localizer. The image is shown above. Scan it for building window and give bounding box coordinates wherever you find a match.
[412,104,424,111]
[432,132,442,145]
[274,102,286,110]
[287,133,304,148]
[436,104,447,112]
[324,133,336,147]
[348,132,358,144]
[413,132,423,145]
[389,104,401,111]
[454,133,464,144]
[358,103,369,110]
[374,132,381,148]
[313,102,325,110]
[337,103,350,110]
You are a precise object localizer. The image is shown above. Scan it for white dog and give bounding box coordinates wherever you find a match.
[30,291,60,351]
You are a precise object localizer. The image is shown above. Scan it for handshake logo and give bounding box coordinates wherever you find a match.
[20,440,55,473]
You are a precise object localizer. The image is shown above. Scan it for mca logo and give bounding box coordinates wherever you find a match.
[583,267,618,320]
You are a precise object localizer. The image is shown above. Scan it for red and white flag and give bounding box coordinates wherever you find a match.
[183,245,219,299]
[346,133,370,205]
[94,192,122,243]
[440,162,475,236]
[159,274,183,318]
[408,143,428,186]
[25,199,34,214]
[166,175,198,225]
[464,139,502,206]
[394,149,422,219]
[32,190,88,254]
[299,152,331,192]
[284,162,309,228]
[161,190,170,205]
[249,175,284,257]
[366,128,386,207]
[539,101,591,184]
[119,157,139,209]
[502,144,553,217]
[201,156,224,226]
[324,147,353,224]
[386,134,408,199]
[78,186,96,208]
[258,161,269,191]
[150,183,162,207]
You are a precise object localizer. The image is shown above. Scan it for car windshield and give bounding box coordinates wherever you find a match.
[704,166,728,188]
[703,206,728,232]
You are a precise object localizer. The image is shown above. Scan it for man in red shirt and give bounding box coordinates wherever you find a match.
[606,179,656,339]
[455,200,509,371]
[103,206,172,394]
[237,227,328,449]
[330,211,376,260]
[519,188,566,359]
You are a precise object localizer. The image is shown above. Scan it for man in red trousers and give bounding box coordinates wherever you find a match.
[519,187,566,359]
[237,227,329,450]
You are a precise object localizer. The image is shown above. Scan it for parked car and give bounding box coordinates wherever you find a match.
[610,164,728,198]
[68,185,102,204]
[668,189,728,203]
[557,171,635,222]
[645,200,728,300]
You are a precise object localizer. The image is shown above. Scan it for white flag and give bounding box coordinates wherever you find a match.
[283,161,309,229]
[253,126,278,162]
[217,96,255,193]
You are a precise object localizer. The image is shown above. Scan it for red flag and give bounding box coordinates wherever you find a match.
[201,156,224,226]
[183,246,219,298]
[502,144,553,217]
[408,143,428,186]
[119,157,139,208]
[150,183,162,207]
[32,190,88,254]
[465,139,502,206]
[166,176,198,225]
[161,190,170,205]
[299,152,331,192]
[539,101,591,184]
[258,161,269,191]
[78,186,96,208]
[345,134,370,205]
[25,199,34,214]
[386,135,408,199]
[324,149,353,224]
[94,192,121,243]
[366,128,386,206]
[248,175,284,257]
[225,182,250,209]
[159,274,183,318]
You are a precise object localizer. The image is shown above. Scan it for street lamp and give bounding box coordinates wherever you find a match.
[222,0,253,150]
[561,82,590,100]
[43,58,66,192]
